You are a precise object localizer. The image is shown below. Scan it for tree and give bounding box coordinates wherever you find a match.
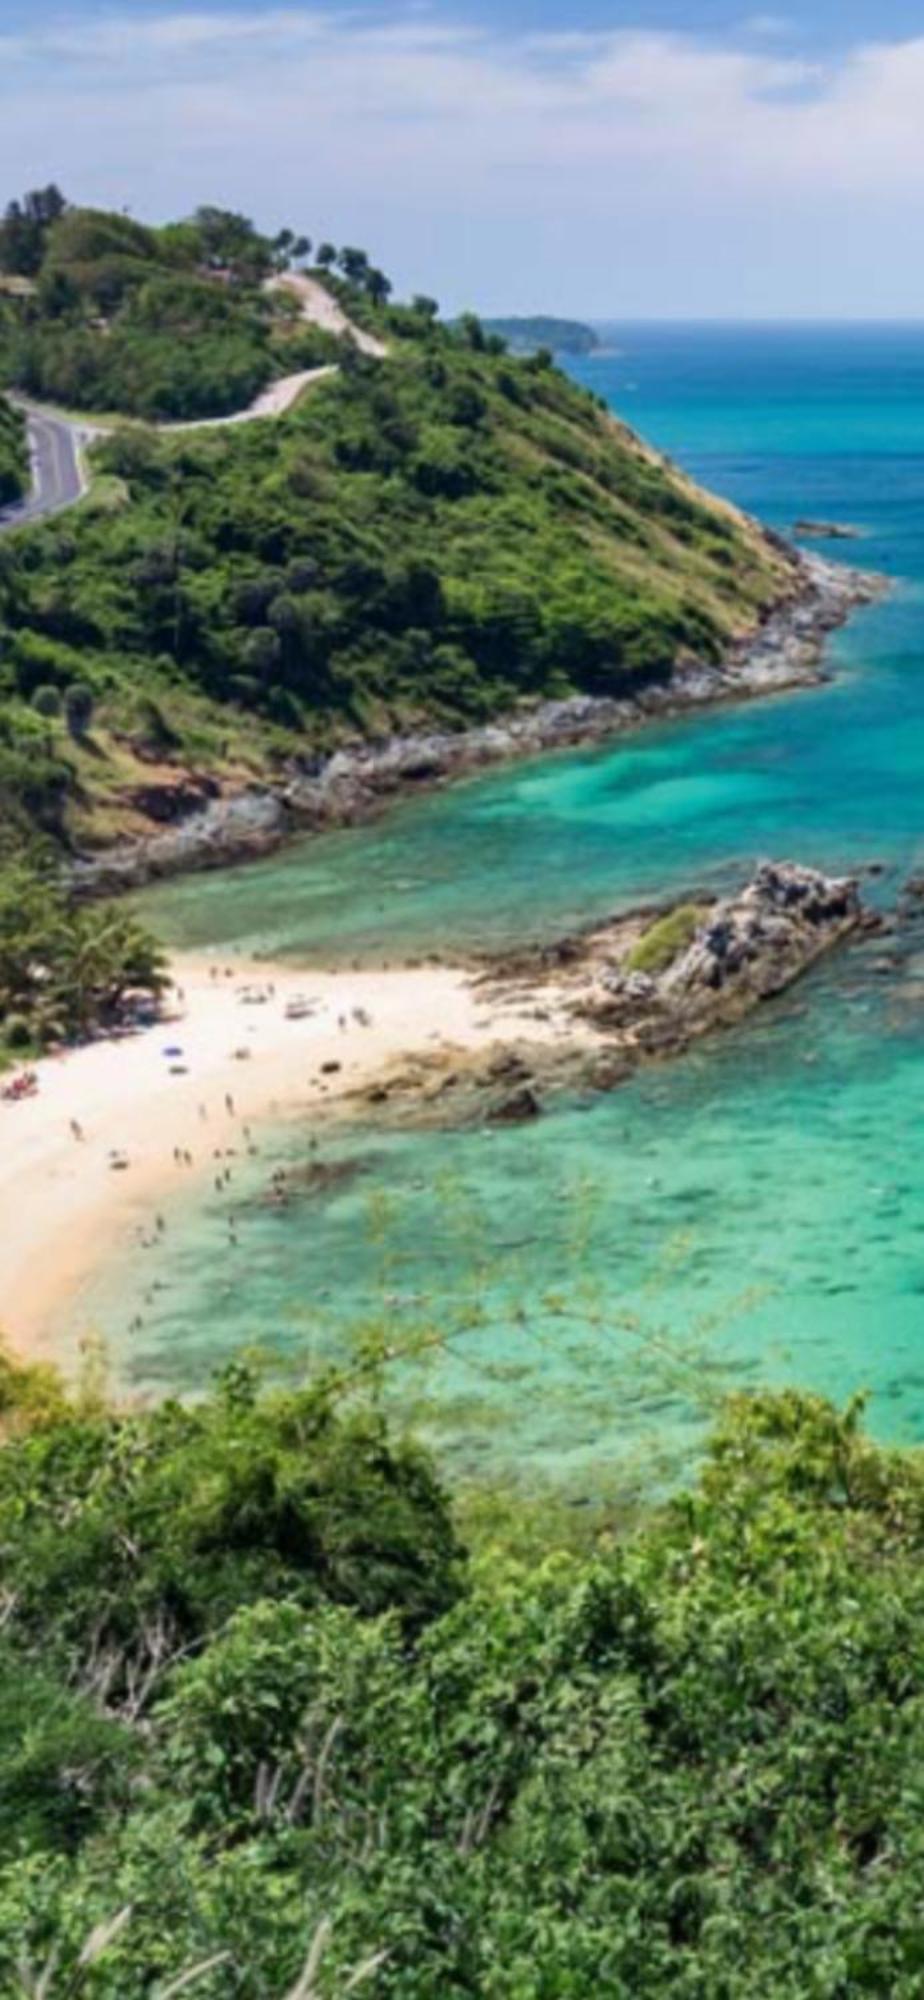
[23,184,67,230]
[0,857,167,1045]
[0,184,66,276]
[412,295,440,322]
[366,268,393,309]
[31,686,62,719]
[271,229,311,274]
[338,246,369,286]
[52,903,168,1032]
[64,680,95,742]
[458,311,486,351]
[37,266,81,317]
[315,242,338,269]
[192,205,270,279]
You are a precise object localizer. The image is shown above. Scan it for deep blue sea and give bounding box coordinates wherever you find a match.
[80,324,924,1496]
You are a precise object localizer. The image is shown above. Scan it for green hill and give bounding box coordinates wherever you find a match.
[0,193,339,421]
[0,298,796,860]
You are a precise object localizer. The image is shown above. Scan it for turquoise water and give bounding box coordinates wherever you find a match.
[85,325,924,1490]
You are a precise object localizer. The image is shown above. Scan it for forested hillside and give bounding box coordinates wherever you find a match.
[0,1363,922,1996]
[0,288,797,859]
[0,191,343,420]
[0,392,25,504]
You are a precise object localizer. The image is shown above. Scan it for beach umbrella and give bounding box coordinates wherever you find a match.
[162,1045,184,1056]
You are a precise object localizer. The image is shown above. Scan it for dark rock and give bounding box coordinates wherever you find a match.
[590,1056,634,1090]
[659,860,860,1004]
[488,1084,541,1124]
[794,520,862,541]
[121,776,221,823]
[486,1051,532,1083]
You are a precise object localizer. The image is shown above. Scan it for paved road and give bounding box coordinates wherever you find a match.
[0,406,85,533]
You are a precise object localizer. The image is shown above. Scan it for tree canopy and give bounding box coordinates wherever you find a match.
[0,1375,923,1994]
[0,192,364,421]
[0,391,25,505]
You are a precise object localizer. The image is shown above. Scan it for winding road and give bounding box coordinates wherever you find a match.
[0,405,86,534]
[0,279,385,533]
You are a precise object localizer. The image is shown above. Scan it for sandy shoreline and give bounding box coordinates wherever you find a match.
[2,847,875,1372]
[0,950,582,1366]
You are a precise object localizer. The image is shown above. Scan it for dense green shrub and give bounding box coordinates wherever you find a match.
[0,201,340,419]
[0,391,25,503]
[626,902,705,974]
[2,1384,924,1993]
[0,852,166,1053]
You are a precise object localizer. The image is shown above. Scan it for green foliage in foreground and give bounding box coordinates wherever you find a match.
[0,392,25,505]
[626,902,705,976]
[3,1374,924,1994]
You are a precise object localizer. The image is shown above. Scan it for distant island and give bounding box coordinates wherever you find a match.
[479,315,601,356]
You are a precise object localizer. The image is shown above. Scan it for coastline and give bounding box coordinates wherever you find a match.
[2,858,875,1371]
[73,552,883,896]
[4,545,886,1373]
[0,952,594,1365]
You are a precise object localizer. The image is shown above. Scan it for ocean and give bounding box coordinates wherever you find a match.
[80,323,924,1496]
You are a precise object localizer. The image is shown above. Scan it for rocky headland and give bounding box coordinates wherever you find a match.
[357,859,873,1129]
[73,554,883,896]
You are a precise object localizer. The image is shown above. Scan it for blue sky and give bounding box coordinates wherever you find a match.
[2,1,924,316]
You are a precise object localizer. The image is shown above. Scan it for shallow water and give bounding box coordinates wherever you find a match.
[84,325,924,1491]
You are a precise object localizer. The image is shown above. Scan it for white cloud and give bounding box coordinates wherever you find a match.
[2,8,924,313]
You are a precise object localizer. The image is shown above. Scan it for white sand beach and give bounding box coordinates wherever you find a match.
[0,952,575,1363]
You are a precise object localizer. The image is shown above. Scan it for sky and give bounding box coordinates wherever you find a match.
[3,0,924,317]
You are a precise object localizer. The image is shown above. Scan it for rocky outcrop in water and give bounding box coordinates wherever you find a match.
[351,860,869,1133]
[794,521,862,541]
[72,555,883,896]
[656,860,861,1005]
[579,860,864,1059]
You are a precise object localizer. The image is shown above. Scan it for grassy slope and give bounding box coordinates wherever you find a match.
[0,319,798,853]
